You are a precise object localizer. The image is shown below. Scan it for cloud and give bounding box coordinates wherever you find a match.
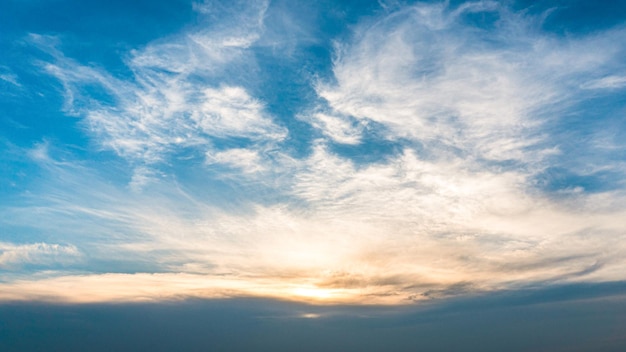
[315,2,625,162]
[206,148,265,173]
[0,272,393,304]
[299,111,362,144]
[581,75,626,90]
[0,65,21,88]
[0,242,81,269]
[194,86,286,140]
[0,74,19,86]
[290,145,626,284]
[0,75,20,88]
[29,0,284,170]
[6,142,625,303]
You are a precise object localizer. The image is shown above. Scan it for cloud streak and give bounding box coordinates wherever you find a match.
[0,242,80,269]
[29,0,283,171]
[317,2,625,163]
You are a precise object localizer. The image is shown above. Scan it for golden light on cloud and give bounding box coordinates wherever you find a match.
[289,285,355,302]
[0,273,405,305]
[2,189,626,305]
[2,191,625,305]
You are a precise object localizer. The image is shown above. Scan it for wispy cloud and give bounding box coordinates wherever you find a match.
[4,142,625,303]
[0,65,21,87]
[316,2,625,162]
[0,242,80,269]
[581,75,626,90]
[299,111,363,144]
[28,0,283,171]
[0,75,20,88]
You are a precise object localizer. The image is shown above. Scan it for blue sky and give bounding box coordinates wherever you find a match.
[1,0,626,310]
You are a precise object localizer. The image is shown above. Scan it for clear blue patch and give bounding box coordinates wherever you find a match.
[514,0,626,35]
[541,88,626,192]
[457,6,501,30]
[534,166,621,193]
[329,139,403,166]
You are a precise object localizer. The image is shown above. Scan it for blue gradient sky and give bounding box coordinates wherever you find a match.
[1,0,626,310]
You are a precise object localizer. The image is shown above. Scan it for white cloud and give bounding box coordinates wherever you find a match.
[316,2,625,163]
[31,0,284,168]
[0,242,81,269]
[129,166,161,192]
[194,86,286,140]
[581,75,626,90]
[3,143,626,303]
[300,112,362,144]
[0,65,20,87]
[206,148,265,173]
[0,74,20,87]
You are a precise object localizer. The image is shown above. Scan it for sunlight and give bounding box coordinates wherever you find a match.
[285,284,366,303]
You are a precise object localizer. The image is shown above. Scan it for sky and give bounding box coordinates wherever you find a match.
[1,0,626,349]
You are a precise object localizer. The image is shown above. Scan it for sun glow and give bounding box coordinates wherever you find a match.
[291,286,336,300]
[299,313,322,319]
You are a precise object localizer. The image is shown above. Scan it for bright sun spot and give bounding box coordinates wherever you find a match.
[291,286,335,300]
[300,313,321,319]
